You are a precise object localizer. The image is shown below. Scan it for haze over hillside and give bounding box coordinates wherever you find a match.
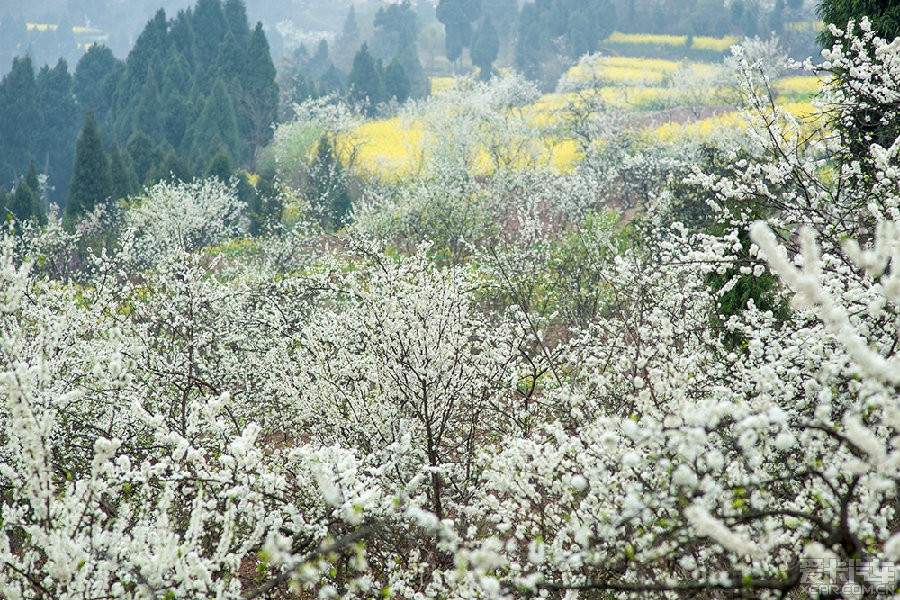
[0,0,369,76]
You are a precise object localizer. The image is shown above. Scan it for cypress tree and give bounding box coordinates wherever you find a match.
[205,148,233,181]
[349,43,385,114]
[240,22,279,159]
[73,45,122,125]
[36,59,79,205]
[385,59,411,103]
[109,142,138,200]
[189,78,240,164]
[8,181,44,226]
[471,18,499,80]
[67,110,112,220]
[223,0,251,42]
[126,130,161,187]
[0,56,41,180]
[192,0,227,69]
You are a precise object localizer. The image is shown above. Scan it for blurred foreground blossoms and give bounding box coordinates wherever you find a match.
[1,19,899,600]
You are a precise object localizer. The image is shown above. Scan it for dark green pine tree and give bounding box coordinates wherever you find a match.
[223,0,251,43]
[205,148,233,182]
[384,59,411,102]
[7,183,42,227]
[239,22,279,162]
[348,43,385,114]
[67,110,112,220]
[0,56,41,182]
[133,65,166,144]
[149,146,193,184]
[109,142,138,200]
[436,0,482,65]
[110,9,169,144]
[3,162,46,226]
[188,78,241,165]
[192,0,227,69]
[514,4,543,80]
[73,45,123,125]
[169,10,197,69]
[471,18,499,80]
[161,54,193,150]
[126,130,161,187]
[36,59,79,205]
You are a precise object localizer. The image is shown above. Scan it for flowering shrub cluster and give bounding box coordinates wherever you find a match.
[1,20,899,600]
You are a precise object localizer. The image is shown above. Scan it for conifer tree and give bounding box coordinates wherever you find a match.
[223,0,251,42]
[73,45,122,125]
[238,22,279,160]
[385,59,411,102]
[349,43,385,114]
[109,142,138,200]
[436,0,482,64]
[192,0,227,69]
[0,56,41,181]
[126,131,160,187]
[188,78,240,164]
[471,18,499,80]
[67,110,112,220]
[35,59,78,205]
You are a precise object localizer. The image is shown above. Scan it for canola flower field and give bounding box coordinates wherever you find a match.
[606,31,741,53]
[338,49,822,181]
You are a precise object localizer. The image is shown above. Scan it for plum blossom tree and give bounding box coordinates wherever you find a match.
[1,18,899,600]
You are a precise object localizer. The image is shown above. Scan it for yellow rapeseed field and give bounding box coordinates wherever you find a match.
[607,32,687,47]
[775,75,824,95]
[650,112,745,143]
[565,56,719,86]
[430,77,456,95]
[605,32,739,52]
[337,118,425,181]
[691,35,741,52]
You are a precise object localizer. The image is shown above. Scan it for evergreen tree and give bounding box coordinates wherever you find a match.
[384,59,411,103]
[133,66,165,144]
[205,149,233,182]
[239,22,279,162]
[126,131,161,186]
[161,54,193,150]
[223,0,251,43]
[3,161,46,226]
[6,182,43,226]
[36,59,79,205]
[436,0,482,64]
[149,147,193,184]
[67,110,112,220]
[169,10,197,69]
[192,0,227,69]
[394,39,429,99]
[348,43,385,114]
[110,9,169,144]
[73,45,122,125]
[109,142,138,200]
[310,134,351,230]
[372,0,419,62]
[0,56,41,182]
[188,78,240,164]
[471,18,499,80]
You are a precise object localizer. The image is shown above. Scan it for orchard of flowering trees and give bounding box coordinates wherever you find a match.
[1,16,900,600]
